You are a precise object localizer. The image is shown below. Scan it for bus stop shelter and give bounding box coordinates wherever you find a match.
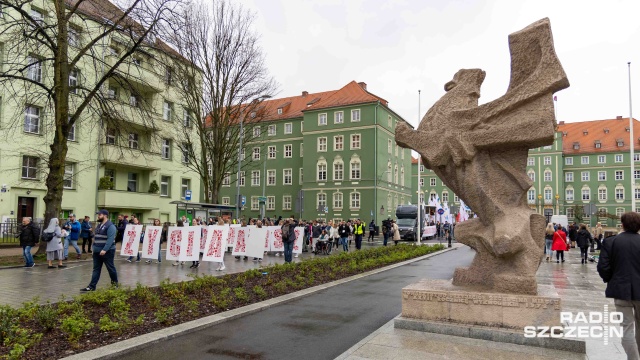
[169,201,235,224]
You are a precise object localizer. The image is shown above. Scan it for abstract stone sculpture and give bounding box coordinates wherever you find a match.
[396,18,569,295]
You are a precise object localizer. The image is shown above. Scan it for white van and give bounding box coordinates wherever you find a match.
[550,215,568,229]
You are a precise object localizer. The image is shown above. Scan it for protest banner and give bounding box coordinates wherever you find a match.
[179,226,201,262]
[245,226,267,259]
[166,227,183,261]
[293,227,304,254]
[232,227,248,256]
[202,225,229,262]
[120,224,143,257]
[140,226,162,259]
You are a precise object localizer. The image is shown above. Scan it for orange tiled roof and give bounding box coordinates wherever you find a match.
[411,157,419,164]
[303,81,388,112]
[558,117,640,154]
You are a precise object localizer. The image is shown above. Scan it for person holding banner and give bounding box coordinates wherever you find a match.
[81,210,118,292]
[172,220,186,266]
[127,217,144,263]
[145,219,165,264]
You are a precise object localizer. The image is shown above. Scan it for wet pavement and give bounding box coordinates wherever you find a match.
[115,245,475,360]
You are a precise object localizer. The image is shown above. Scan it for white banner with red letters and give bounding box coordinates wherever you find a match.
[227,224,240,248]
[232,227,249,256]
[140,226,162,259]
[120,225,143,257]
[267,226,282,252]
[293,227,304,254]
[166,227,183,261]
[202,225,229,262]
[179,226,202,262]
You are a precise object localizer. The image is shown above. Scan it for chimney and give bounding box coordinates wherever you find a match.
[302,91,308,97]
[617,115,623,119]
[558,121,565,125]
[358,82,367,90]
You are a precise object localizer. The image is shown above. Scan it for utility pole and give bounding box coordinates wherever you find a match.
[417,90,422,245]
[629,62,635,213]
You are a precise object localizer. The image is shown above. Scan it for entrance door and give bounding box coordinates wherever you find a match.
[17,197,35,222]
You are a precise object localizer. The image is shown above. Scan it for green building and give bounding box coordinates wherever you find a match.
[219,81,413,222]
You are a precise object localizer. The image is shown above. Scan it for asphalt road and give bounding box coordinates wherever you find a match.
[117,246,475,360]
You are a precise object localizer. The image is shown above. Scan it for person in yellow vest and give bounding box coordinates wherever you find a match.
[354,219,365,250]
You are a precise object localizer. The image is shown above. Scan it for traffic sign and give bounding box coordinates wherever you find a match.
[258,196,267,203]
[185,190,192,201]
[324,206,328,213]
[437,209,445,215]
[241,196,246,206]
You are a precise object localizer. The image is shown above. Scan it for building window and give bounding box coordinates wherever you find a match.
[299,168,304,184]
[350,159,361,180]
[68,69,79,94]
[394,164,399,184]
[636,189,640,200]
[300,143,304,157]
[181,143,190,163]
[30,7,45,23]
[566,189,574,201]
[105,169,115,187]
[419,178,424,187]
[21,156,38,179]
[284,144,292,158]
[318,137,327,152]
[251,197,259,210]
[223,173,231,186]
[67,120,76,141]
[182,109,192,127]
[26,56,42,82]
[617,207,625,218]
[161,139,171,159]
[420,165,424,172]
[566,207,574,218]
[251,170,260,186]
[334,135,344,151]
[350,192,361,209]
[317,193,327,209]
[544,170,551,182]
[615,154,623,163]
[388,139,392,153]
[401,166,405,186]
[283,169,292,185]
[565,157,573,165]
[160,176,170,197]
[62,163,74,189]
[300,121,304,132]
[598,155,606,164]
[128,133,138,149]
[24,105,40,134]
[333,192,343,209]
[267,196,275,210]
[239,148,245,161]
[105,129,116,145]
[317,162,327,181]
[318,113,327,126]
[333,161,343,181]
[181,178,190,198]
[616,188,625,200]
[582,188,591,201]
[635,153,640,162]
[222,197,230,205]
[598,188,607,201]
[253,147,260,160]
[528,189,536,202]
[442,192,449,203]
[635,170,640,180]
[334,111,344,124]
[163,101,172,121]
[283,195,292,210]
[430,178,436,187]
[351,109,361,122]
[615,170,624,180]
[581,156,589,164]
[544,156,551,165]
[268,146,276,159]
[598,171,606,181]
[238,171,245,186]
[164,67,173,85]
[387,115,392,127]
[528,171,535,182]
[268,124,276,136]
[527,157,534,166]
[350,134,361,149]
[581,171,590,182]
[284,123,292,134]
[127,173,138,192]
[565,172,573,182]
[267,170,276,186]
[253,126,261,137]
[544,188,552,201]
[129,94,139,108]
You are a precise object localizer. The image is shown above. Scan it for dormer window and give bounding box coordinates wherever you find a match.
[573,142,580,150]
[594,141,601,149]
[562,131,568,137]
[617,139,624,147]
[277,108,282,115]
[583,130,588,135]
[604,128,610,134]
[625,126,631,132]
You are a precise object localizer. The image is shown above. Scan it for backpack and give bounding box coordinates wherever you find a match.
[42,232,54,242]
[282,224,290,241]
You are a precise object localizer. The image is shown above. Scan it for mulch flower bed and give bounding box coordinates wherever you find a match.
[0,244,444,360]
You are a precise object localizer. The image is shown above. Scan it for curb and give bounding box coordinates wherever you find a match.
[61,244,461,360]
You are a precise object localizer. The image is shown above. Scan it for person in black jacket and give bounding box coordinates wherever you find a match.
[575,224,593,265]
[597,212,640,359]
[16,217,40,268]
[116,215,128,243]
[338,221,350,252]
[281,218,297,263]
[568,223,577,248]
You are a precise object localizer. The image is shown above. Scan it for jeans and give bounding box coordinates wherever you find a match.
[580,246,589,262]
[127,253,141,261]
[158,243,162,262]
[615,299,640,360]
[22,246,34,267]
[64,238,81,258]
[355,235,363,250]
[283,241,294,263]
[545,239,553,257]
[383,234,389,246]
[341,237,348,251]
[89,249,118,289]
[81,236,92,253]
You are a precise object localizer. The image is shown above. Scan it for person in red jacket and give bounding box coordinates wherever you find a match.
[551,227,568,263]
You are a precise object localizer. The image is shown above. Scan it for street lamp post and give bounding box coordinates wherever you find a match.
[554,194,560,215]
[537,194,543,215]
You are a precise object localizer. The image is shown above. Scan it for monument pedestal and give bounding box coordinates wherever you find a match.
[395,279,585,353]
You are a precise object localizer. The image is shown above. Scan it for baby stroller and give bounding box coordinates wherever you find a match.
[314,237,333,255]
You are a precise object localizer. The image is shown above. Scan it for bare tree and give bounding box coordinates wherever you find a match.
[163,0,277,204]
[0,0,182,250]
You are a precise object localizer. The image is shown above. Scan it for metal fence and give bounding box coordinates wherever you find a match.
[1,219,44,244]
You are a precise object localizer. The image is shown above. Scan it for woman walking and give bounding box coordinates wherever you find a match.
[44,218,67,269]
[544,223,554,262]
[576,224,593,265]
[551,225,568,263]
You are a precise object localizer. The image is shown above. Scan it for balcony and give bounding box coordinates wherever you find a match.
[100,144,162,170]
[105,100,164,131]
[105,55,164,93]
[98,190,160,210]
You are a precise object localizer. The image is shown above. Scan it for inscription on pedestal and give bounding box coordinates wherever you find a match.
[403,291,561,310]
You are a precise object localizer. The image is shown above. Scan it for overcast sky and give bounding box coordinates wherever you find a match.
[237,0,640,127]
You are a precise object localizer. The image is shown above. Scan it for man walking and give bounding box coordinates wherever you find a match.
[81,210,118,292]
[354,219,365,250]
[63,214,82,260]
[338,220,350,252]
[281,218,296,263]
[116,214,128,243]
[80,216,93,254]
[16,217,39,268]
[598,212,640,359]
[368,220,376,242]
